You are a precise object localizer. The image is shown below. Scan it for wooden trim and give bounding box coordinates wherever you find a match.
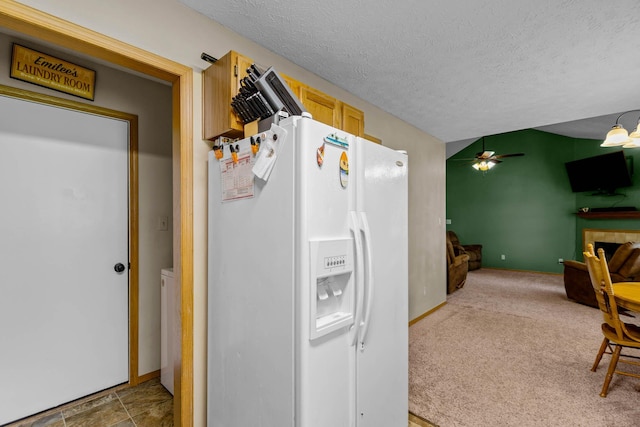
[0,3,194,426]
[0,2,184,81]
[129,113,140,386]
[0,84,135,119]
[577,211,640,219]
[409,301,447,326]
[482,267,562,276]
[137,369,161,384]
[0,84,141,386]
[175,67,195,427]
[409,411,435,426]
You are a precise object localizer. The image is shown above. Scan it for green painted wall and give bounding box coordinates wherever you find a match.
[446,129,640,273]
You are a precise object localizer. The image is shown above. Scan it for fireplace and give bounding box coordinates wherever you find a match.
[594,241,622,261]
[583,229,640,257]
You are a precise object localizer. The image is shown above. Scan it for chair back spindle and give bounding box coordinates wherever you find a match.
[584,245,628,342]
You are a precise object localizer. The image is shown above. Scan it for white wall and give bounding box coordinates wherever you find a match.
[13,0,447,424]
[0,32,173,377]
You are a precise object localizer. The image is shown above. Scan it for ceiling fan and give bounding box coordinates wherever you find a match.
[456,136,525,171]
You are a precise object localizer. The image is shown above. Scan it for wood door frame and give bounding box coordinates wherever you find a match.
[0,82,140,387]
[0,2,195,425]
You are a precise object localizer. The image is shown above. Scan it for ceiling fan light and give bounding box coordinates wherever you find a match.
[472,160,495,171]
[601,124,630,146]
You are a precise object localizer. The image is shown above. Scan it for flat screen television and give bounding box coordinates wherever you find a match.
[564,150,633,195]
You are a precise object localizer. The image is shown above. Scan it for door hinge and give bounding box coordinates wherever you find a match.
[234,64,238,77]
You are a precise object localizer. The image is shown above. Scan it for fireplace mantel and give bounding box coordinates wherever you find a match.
[577,211,640,219]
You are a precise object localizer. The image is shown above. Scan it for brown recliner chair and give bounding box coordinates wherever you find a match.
[446,231,482,270]
[446,233,469,294]
[564,242,640,308]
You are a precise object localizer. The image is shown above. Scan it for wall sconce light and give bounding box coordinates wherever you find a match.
[602,110,640,148]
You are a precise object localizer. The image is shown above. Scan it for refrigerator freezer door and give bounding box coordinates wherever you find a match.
[207,132,296,426]
[354,140,408,426]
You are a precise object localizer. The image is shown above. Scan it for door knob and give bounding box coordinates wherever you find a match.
[114,263,126,273]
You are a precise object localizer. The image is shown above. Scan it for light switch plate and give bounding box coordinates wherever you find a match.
[157,216,168,231]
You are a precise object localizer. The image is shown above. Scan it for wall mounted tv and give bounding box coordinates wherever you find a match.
[564,150,634,195]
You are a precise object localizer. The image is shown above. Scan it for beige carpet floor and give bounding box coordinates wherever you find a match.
[409,269,640,426]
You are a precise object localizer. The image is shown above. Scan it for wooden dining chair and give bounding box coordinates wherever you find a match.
[583,244,640,397]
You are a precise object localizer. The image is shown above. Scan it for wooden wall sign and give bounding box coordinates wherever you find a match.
[10,44,96,101]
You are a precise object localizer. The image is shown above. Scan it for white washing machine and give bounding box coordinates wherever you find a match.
[160,268,174,395]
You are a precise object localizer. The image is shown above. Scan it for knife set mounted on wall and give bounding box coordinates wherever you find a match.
[231,64,306,125]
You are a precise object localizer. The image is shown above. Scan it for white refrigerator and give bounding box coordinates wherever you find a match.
[207,115,408,426]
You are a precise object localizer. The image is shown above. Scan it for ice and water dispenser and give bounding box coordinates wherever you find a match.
[309,238,354,340]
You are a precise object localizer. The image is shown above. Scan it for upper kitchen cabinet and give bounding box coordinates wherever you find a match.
[203,50,253,140]
[299,85,341,130]
[363,134,382,145]
[203,50,366,140]
[340,102,364,138]
[298,85,364,137]
[281,73,301,99]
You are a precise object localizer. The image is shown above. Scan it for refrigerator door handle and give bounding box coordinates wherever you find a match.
[358,211,374,349]
[349,211,365,346]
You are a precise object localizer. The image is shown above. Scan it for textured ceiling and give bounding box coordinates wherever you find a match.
[179,0,640,146]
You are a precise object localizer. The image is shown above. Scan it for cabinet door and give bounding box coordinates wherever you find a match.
[203,50,253,140]
[231,54,252,131]
[300,85,340,128]
[340,102,364,137]
[363,134,382,145]
[281,73,301,100]
[235,54,253,91]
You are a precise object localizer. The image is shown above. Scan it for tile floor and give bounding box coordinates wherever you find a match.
[5,377,172,427]
[6,378,432,427]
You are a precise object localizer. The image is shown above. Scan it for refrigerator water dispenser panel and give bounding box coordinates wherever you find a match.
[309,238,354,340]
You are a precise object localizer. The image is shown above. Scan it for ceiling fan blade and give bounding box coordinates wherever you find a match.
[475,151,495,159]
[494,153,525,158]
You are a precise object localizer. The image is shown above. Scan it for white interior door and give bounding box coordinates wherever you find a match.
[0,95,129,424]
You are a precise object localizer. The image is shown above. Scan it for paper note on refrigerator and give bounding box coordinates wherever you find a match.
[219,149,254,202]
[252,124,288,181]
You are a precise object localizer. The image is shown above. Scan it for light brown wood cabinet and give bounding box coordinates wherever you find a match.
[299,85,341,129]
[280,73,301,100]
[363,133,382,145]
[340,102,364,138]
[203,50,366,140]
[203,50,253,140]
[297,85,365,137]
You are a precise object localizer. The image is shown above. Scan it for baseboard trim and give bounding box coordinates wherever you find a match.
[482,267,562,276]
[409,301,447,326]
[409,411,437,426]
[137,369,160,384]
